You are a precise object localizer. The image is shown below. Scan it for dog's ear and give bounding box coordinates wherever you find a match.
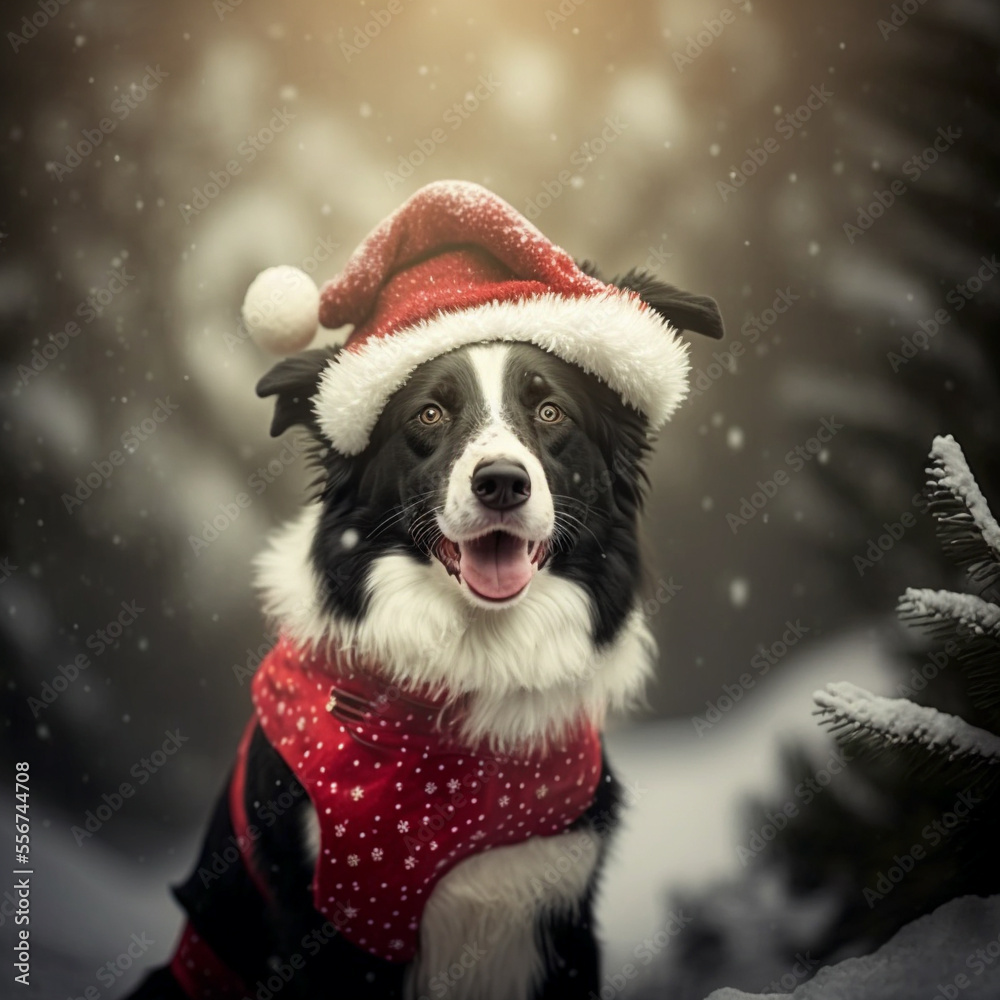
[612,268,725,340]
[256,347,339,438]
[579,260,725,340]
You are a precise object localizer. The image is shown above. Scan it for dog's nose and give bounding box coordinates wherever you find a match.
[471,460,531,510]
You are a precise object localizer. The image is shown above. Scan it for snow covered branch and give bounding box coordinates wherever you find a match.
[813,681,1000,769]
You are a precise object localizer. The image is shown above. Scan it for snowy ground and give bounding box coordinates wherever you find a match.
[2,629,898,998]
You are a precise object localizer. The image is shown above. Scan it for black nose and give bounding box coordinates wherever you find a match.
[471,460,531,510]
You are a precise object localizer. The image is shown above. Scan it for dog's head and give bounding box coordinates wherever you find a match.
[247,183,722,746]
[254,270,721,733]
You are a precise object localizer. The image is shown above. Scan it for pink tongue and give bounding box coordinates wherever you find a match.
[460,532,534,600]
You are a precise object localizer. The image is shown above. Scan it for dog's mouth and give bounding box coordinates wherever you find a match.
[436,531,549,603]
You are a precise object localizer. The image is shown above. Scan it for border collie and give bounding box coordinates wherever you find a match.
[129,181,723,1000]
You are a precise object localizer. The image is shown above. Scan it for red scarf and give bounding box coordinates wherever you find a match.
[250,636,602,963]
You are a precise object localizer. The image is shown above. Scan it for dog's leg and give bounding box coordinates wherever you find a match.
[406,829,601,1000]
[407,754,622,1000]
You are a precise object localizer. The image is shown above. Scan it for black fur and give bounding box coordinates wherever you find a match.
[131,729,622,999]
[131,272,723,1000]
[256,343,654,648]
[578,260,726,341]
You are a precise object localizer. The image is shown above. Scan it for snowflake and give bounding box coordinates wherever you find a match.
[447,778,461,793]
[429,840,438,851]
[347,854,360,867]
[424,782,437,794]
[404,856,417,869]
[334,824,346,837]
[350,786,364,801]
[390,939,404,950]
[397,820,409,833]
[535,784,548,799]
[470,830,486,841]
[342,905,358,919]
[371,848,383,861]
[498,795,510,808]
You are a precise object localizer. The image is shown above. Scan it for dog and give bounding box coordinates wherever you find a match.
[129,181,723,1000]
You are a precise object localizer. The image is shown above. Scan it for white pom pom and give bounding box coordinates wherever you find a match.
[242,265,320,354]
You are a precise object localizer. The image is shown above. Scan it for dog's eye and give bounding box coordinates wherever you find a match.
[418,405,444,426]
[537,402,564,424]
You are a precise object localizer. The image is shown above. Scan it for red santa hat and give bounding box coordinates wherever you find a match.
[242,180,692,456]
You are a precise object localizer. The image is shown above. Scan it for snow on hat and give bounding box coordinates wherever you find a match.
[242,180,691,456]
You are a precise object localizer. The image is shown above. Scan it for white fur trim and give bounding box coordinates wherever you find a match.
[242,265,321,355]
[314,292,689,454]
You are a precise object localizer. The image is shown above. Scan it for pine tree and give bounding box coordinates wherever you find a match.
[659,437,1000,998]
[815,435,1000,778]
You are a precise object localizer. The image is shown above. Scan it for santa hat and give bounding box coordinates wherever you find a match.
[242,180,693,456]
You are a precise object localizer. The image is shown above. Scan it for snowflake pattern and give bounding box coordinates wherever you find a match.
[251,631,604,961]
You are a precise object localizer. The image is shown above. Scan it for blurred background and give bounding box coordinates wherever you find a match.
[2,0,998,996]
